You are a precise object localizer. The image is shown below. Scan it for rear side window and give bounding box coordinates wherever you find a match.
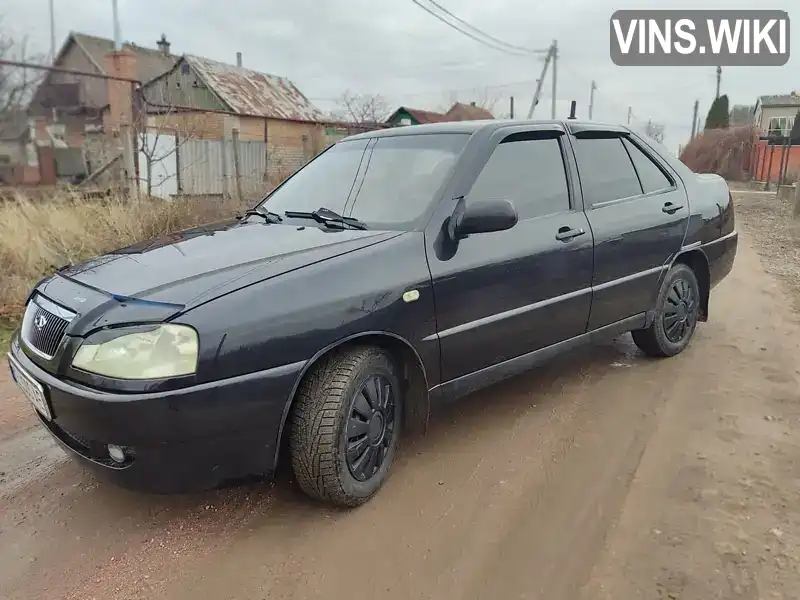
[468,137,570,220]
[622,138,673,194]
[572,137,642,206]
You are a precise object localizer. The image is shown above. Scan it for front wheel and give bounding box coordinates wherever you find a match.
[289,346,402,507]
[632,263,700,358]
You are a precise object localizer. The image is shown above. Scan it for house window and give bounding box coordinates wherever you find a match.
[768,116,794,137]
[400,117,411,126]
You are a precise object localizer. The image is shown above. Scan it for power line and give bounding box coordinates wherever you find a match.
[410,0,536,56]
[423,0,545,55]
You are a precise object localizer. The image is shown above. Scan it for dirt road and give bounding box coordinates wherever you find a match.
[2,206,800,599]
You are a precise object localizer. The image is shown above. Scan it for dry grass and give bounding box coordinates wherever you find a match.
[679,126,758,180]
[0,190,250,320]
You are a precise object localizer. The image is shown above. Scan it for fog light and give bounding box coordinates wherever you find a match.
[107,444,126,464]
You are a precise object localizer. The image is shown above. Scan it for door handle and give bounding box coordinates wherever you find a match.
[662,202,684,214]
[555,227,586,242]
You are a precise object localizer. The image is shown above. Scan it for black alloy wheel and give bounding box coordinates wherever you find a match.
[662,276,699,344]
[631,262,701,358]
[345,374,397,482]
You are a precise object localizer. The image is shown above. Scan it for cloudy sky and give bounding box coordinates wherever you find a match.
[3,0,798,153]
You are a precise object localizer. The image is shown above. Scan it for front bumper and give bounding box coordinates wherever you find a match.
[9,336,304,493]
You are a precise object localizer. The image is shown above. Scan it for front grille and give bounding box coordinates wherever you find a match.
[21,295,75,359]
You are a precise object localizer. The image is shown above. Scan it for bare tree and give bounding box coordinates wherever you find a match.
[644,119,666,144]
[437,87,502,117]
[136,110,202,197]
[332,91,389,125]
[136,84,202,197]
[0,22,43,137]
[470,88,501,115]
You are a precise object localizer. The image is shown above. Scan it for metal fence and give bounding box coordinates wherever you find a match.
[139,132,276,199]
[138,129,362,200]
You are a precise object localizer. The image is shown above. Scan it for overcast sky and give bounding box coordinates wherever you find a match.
[3,0,798,153]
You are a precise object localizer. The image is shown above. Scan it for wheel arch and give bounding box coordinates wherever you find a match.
[273,331,430,471]
[671,247,711,322]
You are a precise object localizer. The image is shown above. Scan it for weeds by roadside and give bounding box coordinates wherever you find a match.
[0,317,15,352]
[0,190,250,321]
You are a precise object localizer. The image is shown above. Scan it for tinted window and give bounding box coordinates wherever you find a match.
[348,134,468,228]
[622,138,672,194]
[573,137,642,206]
[468,137,569,220]
[262,134,468,230]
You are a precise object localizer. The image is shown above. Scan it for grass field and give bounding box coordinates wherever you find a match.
[0,191,248,322]
[0,318,16,352]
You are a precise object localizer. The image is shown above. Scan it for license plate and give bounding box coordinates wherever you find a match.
[7,355,52,421]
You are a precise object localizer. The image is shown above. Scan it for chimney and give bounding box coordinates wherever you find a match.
[157,33,170,56]
[236,52,242,67]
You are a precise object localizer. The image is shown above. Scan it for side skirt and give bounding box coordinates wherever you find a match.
[431,313,647,403]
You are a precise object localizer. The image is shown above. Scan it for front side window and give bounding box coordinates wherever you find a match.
[262,134,468,230]
[572,137,642,206]
[468,136,570,220]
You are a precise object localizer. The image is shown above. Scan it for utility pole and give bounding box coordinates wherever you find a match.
[111,0,122,50]
[690,99,699,139]
[715,66,722,99]
[551,39,558,119]
[510,96,515,119]
[527,40,557,119]
[588,80,597,120]
[627,106,632,125]
[49,0,56,61]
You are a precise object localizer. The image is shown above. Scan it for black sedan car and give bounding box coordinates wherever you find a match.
[8,120,737,506]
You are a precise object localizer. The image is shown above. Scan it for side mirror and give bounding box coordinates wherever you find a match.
[450,199,518,240]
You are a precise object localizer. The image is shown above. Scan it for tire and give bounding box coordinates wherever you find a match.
[632,263,701,358]
[289,346,402,507]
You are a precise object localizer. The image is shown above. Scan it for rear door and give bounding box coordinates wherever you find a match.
[426,127,594,384]
[569,131,689,330]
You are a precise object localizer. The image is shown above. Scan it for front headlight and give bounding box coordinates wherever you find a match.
[71,324,199,380]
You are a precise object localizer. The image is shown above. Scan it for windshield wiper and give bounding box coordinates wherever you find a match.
[241,207,283,224]
[284,207,368,230]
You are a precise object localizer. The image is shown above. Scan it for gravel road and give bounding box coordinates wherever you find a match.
[2,194,800,599]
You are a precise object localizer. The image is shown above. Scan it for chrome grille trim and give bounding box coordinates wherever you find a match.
[20,294,77,360]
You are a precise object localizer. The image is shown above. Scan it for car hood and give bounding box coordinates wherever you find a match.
[36,219,401,332]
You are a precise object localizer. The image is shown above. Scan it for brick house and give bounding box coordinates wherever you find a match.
[26,32,335,187]
[141,53,329,183]
[25,32,178,183]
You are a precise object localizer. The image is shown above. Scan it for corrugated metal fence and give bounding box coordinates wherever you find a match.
[139,131,269,198]
[138,126,380,200]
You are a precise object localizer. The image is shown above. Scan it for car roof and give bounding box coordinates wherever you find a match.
[344,119,630,142]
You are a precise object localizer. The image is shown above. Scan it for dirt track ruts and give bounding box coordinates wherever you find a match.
[1,200,800,599]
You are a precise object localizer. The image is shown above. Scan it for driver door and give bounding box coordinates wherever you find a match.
[426,128,594,386]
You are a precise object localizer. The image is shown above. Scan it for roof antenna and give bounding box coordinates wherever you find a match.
[568,100,577,120]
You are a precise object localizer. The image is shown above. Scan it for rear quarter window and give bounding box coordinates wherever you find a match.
[622,138,673,194]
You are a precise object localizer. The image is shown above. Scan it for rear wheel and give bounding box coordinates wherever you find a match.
[632,263,700,358]
[290,346,402,507]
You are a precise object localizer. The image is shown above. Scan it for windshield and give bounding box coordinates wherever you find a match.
[260,133,469,230]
